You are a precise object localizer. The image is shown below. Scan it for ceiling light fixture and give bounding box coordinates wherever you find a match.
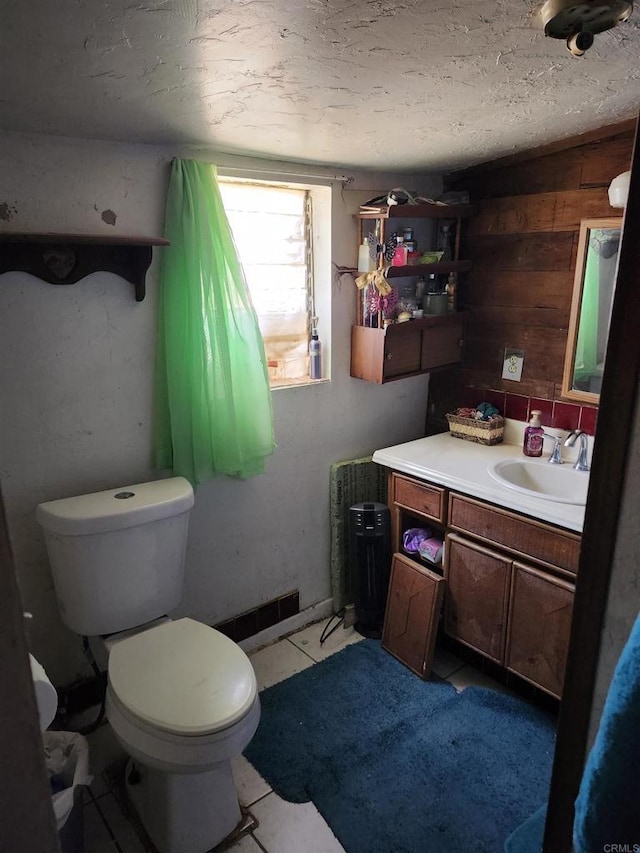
[609,170,631,207]
[540,0,633,55]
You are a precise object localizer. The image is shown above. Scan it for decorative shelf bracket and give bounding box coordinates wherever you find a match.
[0,234,169,302]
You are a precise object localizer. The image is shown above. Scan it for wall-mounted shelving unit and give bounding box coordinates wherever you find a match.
[0,233,169,301]
[351,202,474,383]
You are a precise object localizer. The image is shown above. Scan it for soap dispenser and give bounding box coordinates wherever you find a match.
[523,410,544,457]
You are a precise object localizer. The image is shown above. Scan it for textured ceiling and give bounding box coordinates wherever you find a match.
[2,0,639,172]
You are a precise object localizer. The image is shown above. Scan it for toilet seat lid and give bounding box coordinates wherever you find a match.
[108,618,257,736]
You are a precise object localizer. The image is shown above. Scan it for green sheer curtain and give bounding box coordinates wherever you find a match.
[154,159,276,484]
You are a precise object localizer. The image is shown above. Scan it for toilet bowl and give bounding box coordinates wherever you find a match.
[103,618,260,853]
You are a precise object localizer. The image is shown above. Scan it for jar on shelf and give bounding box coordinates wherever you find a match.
[392,238,408,266]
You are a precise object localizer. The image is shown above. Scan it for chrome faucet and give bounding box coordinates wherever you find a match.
[564,429,590,472]
[542,433,564,464]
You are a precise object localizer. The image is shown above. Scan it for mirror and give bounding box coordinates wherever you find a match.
[562,217,622,404]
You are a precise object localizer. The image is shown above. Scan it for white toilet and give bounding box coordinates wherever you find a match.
[36,477,260,853]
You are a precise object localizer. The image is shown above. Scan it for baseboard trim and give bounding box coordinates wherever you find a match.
[215,590,300,643]
[238,597,334,653]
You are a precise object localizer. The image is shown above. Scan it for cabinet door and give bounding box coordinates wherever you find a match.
[382,553,444,679]
[506,562,574,699]
[383,327,422,378]
[444,533,511,663]
[420,318,464,371]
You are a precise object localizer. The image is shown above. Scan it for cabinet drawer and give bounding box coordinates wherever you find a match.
[448,493,580,575]
[391,473,446,524]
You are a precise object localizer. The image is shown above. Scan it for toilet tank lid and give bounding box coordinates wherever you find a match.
[36,477,194,535]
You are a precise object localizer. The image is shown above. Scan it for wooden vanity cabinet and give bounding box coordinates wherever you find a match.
[382,470,578,698]
[444,495,576,698]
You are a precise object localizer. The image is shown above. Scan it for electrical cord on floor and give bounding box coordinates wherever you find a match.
[319,609,345,645]
[74,636,107,735]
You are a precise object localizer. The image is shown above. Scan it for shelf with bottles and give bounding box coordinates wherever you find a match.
[354,203,473,323]
[351,200,472,383]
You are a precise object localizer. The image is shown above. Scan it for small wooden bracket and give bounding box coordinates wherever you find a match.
[0,233,169,302]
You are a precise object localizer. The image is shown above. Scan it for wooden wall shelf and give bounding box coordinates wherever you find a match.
[386,260,471,278]
[357,203,475,220]
[0,233,169,302]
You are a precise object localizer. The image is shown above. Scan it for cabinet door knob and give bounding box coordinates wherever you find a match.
[386,353,393,360]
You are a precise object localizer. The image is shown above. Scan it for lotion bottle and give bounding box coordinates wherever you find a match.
[523,410,544,457]
[358,241,374,272]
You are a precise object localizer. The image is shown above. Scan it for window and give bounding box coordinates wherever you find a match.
[219,177,329,387]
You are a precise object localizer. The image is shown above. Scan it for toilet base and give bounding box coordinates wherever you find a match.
[124,758,241,853]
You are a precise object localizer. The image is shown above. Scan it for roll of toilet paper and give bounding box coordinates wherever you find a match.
[29,654,58,730]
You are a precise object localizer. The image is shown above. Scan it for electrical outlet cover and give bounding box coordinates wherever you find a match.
[502,348,524,382]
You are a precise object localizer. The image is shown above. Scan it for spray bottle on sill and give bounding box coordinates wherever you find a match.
[523,410,544,457]
[310,324,322,380]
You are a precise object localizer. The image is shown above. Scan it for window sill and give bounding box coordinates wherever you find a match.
[271,377,330,391]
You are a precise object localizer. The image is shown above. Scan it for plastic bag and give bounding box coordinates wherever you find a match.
[402,527,432,553]
[42,731,93,829]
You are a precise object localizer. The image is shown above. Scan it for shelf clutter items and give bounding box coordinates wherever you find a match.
[446,402,505,446]
[350,190,472,384]
[355,200,467,327]
[402,527,444,565]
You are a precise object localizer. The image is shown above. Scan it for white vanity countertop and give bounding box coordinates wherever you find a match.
[373,422,587,533]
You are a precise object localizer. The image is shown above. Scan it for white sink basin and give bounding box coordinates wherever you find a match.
[487,458,589,505]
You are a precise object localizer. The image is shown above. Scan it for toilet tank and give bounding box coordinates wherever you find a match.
[36,477,195,637]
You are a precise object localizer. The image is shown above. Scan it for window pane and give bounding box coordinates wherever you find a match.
[219,179,311,383]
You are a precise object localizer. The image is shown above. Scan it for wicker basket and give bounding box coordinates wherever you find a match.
[446,413,505,446]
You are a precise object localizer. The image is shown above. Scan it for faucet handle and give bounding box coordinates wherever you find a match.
[575,431,590,472]
[542,432,564,464]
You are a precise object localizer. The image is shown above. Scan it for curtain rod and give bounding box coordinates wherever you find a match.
[170,156,355,183]
[216,164,354,184]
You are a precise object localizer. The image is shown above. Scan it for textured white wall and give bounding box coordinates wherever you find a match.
[0,130,440,685]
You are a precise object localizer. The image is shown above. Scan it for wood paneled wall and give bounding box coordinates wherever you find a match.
[438,121,634,410]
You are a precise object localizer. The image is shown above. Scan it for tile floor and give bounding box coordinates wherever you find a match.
[81,620,509,853]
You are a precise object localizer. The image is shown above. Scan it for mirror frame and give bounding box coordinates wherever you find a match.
[561,217,623,404]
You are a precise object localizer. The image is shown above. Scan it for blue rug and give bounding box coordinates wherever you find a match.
[245,640,556,853]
